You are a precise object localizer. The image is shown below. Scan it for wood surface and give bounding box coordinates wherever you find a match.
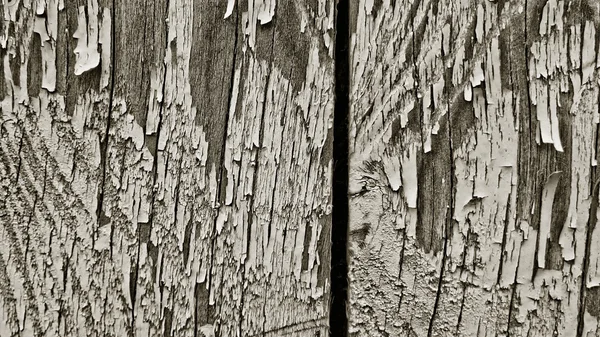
[4,0,600,336]
[0,0,335,336]
[348,0,600,336]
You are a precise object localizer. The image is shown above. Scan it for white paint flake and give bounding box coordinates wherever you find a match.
[224,0,235,19]
[73,0,101,75]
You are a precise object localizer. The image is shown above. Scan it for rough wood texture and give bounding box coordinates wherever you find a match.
[0,0,335,336]
[348,0,600,336]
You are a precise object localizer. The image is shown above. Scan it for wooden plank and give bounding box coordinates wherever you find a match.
[0,1,334,336]
[348,0,600,336]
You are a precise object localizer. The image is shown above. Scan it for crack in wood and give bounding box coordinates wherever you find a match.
[331,0,349,336]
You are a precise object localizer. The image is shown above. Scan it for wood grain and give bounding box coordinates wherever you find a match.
[0,1,334,336]
[348,0,600,336]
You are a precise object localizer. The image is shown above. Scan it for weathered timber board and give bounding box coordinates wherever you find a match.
[348,0,600,336]
[0,0,335,336]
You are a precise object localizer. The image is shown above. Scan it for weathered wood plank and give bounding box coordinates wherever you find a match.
[0,1,334,336]
[348,0,600,336]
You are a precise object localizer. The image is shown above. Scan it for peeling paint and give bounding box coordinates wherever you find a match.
[348,0,600,335]
[73,0,102,75]
[0,0,334,336]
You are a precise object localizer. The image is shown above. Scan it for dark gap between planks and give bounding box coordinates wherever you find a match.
[330,0,349,336]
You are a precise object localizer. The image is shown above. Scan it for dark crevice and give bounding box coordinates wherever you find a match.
[578,2,600,334]
[204,7,239,336]
[455,284,467,334]
[14,128,23,184]
[96,0,117,258]
[330,0,349,336]
[506,278,517,337]
[577,177,600,337]
[215,9,239,207]
[505,13,522,334]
